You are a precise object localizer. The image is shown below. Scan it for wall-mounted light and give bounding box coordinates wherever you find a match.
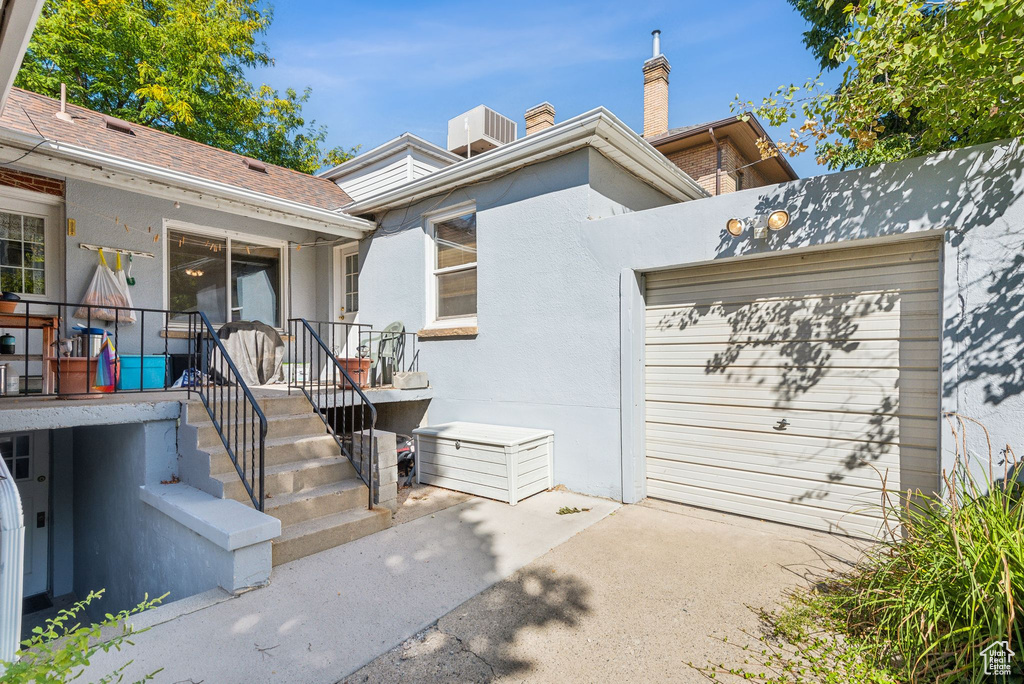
[726,218,747,237]
[767,210,790,231]
[726,210,793,239]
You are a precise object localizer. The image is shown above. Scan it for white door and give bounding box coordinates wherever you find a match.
[644,239,941,537]
[1,431,49,596]
[332,243,361,356]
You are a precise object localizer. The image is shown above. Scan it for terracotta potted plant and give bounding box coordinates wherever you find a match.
[0,292,20,314]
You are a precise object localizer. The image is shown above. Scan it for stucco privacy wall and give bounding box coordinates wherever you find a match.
[591,139,1024,500]
[358,148,674,498]
[61,178,328,355]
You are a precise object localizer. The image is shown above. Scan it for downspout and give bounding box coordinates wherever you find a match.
[708,126,722,196]
[0,457,25,667]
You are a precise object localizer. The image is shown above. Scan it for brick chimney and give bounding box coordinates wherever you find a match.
[642,30,670,138]
[524,102,555,135]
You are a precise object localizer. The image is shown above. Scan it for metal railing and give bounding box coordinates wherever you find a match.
[288,318,376,510]
[189,311,268,511]
[287,320,420,388]
[0,300,267,511]
[0,300,192,399]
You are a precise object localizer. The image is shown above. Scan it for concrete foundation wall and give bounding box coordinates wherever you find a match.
[71,420,230,619]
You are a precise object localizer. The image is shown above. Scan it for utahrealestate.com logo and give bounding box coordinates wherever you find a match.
[981,641,1016,678]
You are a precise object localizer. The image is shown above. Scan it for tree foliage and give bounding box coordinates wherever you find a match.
[16,0,356,174]
[735,0,1024,170]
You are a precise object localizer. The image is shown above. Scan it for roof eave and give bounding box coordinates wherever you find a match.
[317,132,461,180]
[345,108,707,216]
[0,128,374,237]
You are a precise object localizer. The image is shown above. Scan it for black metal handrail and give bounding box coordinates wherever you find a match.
[288,318,376,510]
[189,311,268,511]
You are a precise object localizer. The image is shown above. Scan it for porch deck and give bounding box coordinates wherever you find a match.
[0,384,431,432]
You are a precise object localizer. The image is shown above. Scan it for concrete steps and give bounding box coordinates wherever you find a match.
[272,507,391,567]
[184,392,391,567]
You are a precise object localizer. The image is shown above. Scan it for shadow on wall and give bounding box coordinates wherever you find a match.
[649,139,1024,510]
[716,139,1024,408]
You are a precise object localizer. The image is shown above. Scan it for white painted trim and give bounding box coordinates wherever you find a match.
[0,132,374,236]
[161,218,289,328]
[332,241,360,322]
[317,132,460,180]
[619,269,646,503]
[0,186,63,301]
[424,203,477,329]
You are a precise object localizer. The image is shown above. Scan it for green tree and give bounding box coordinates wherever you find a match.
[16,0,356,174]
[736,0,1024,170]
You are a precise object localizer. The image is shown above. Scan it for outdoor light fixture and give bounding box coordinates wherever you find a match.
[726,217,747,237]
[725,210,793,239]
[767,210,791,231]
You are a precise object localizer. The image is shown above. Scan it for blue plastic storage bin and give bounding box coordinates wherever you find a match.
[117,355,167,390]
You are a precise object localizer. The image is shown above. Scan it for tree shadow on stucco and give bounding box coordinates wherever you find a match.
[651,139,1024,513]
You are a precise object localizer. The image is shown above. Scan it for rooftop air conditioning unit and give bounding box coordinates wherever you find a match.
[447,105,517,158]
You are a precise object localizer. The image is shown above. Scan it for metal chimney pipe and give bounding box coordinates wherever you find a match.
[652,29,661,57]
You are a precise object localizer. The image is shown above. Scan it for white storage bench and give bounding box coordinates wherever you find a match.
[413,422,554,505]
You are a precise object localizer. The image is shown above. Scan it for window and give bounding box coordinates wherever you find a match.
[0,434,31,481]
[430,211,476,322]
[167,226,283,326]
[345,251,359,313]
[0,211,45,295]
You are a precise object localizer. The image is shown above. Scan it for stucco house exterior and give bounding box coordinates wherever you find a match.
[0,16,1020,662]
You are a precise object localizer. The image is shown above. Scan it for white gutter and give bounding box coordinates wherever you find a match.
[0,129,376,237]
[345,108,707,216]
[0,457,24,667]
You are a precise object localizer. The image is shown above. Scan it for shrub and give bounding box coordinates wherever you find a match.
[1,589,164,683]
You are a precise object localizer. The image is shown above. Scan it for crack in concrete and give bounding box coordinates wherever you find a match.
[444,628,497,678]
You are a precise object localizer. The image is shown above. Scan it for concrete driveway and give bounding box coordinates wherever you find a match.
[348,499,863,683]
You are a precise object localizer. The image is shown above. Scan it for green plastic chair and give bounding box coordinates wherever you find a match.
[365,321,405,386]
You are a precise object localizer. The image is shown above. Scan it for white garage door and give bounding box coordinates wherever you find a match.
[644,239,941,537]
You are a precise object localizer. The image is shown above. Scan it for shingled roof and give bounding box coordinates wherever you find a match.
[0,87,353,210]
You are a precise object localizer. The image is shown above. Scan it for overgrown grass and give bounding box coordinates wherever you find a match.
[698,414,1023,683]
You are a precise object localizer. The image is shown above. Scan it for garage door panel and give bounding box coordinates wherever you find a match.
[644,340,940,368]
[645,424,939,472]
[649,461,894,514]
[644,380,937,416]
[644,240,941,536]
[645,311,940,342]
[646,452,900,490]
[645,402,938,447]
[645,480,886,538]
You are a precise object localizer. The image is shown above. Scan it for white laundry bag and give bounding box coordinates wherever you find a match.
[74,250,137,323]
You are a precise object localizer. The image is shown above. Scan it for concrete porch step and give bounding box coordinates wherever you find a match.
[217,456,357,502]
[187,393,314,420]
[196,413,326,448]
[272,507,391,566]
[265,478,369,527]
[207,434,343,474]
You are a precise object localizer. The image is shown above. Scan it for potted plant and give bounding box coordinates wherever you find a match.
[0,292,20,314]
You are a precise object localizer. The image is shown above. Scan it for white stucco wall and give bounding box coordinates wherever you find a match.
[359,139,1024,503]
[358,148,675,498]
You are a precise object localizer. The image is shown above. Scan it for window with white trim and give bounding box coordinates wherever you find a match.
[430,211,477,323]
[0,211,46,295]
[167,227,284,327]
[344,251,359,313]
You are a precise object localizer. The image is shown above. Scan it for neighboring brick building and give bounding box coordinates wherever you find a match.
[640,31,798,194]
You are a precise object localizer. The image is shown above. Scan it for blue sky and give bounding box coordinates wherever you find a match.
[260,0,836,179]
